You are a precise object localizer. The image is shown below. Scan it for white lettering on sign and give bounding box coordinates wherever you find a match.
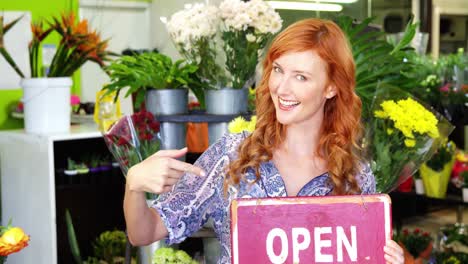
[266,226,358,263]
[266,228,288,264]
[337,226,357,262]
[315,227,333,262]
[292,227,311,263]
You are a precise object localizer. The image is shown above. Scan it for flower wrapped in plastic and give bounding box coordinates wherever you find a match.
[102,110,161,198]
[365,85,454,193]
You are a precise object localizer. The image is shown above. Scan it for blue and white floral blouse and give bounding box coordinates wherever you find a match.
[152,132,376,263]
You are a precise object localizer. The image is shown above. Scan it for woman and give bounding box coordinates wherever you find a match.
[124,18,404,263]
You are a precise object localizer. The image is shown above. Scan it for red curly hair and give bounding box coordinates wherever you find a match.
[226,18,363,195]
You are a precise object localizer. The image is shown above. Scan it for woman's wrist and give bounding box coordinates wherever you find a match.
[126,166,144,194]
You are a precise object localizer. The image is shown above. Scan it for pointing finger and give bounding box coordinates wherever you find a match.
[168,159,206,176]
[152,147,188,159]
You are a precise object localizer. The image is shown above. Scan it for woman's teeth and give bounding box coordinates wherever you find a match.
[279,98,300,107]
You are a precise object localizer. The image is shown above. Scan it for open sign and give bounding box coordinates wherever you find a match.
[231,194,392,264]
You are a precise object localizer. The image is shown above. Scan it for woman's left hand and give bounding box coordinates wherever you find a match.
[384,240,404,264]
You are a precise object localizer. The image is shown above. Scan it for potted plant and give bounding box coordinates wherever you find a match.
[395,228,433,264]
[0,13,111,134]
[103,52,197,115]
[64,158,78,176]
[75,162,89,175]
[88,154,101,173]
[435,223,468,263]
[103,52,196,150]
[419,140,456,198]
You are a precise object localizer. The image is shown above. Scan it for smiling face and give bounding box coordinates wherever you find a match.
[268,50,336,127]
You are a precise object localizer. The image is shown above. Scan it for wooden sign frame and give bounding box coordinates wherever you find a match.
[231,194,392,264]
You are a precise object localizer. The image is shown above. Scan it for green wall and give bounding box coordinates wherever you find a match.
[0,0,79,130]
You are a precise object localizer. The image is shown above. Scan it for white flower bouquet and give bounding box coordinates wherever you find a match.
[165,3,225,90]
[165,0,283,90]
[219,0,282,89]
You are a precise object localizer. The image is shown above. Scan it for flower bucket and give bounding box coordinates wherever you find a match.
[145,89,188,115]
[420,158,455,198]
[463,188,468,202]
[205,88,248,115]
[414,179,425,195]
[205,88,248,144]
[20,77,72,134]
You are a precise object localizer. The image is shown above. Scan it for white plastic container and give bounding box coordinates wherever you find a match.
[463,188,468,203]
[21,77,72,134]
[414,178,425,195]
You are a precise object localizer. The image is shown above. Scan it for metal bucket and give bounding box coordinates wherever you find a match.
[146,89,188,115]
[160,122,187,161]
[208,122,229,145]
[205,88,248,115]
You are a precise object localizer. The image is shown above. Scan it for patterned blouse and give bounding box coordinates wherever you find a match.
[152,132,376,263]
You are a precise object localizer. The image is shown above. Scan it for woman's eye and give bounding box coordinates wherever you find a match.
[296,75,306,81]
[273,66,281,73]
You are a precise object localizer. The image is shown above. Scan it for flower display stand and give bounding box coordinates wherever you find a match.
[0,124,126,263]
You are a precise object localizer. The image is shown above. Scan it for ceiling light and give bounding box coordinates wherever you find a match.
[302,0,358,3]
[267,1,343,12]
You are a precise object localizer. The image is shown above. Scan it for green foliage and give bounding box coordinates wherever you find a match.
[425,141,456,171]
[394,228,432,258]
[65,209,83,264]
[222,30,270,89]
[67,158,77,170]
[92,230,127,264]
[103,52,198,107]
[434,252,468,264]
[462,171,468,187]
[335,16,419,119]
[152,247,198,264]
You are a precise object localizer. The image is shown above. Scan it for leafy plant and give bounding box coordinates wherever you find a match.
[0,15,26,78]
[462,171,468,187]
[1,12,112,78]
[92,230,127,264]
[425,140,456,171]
[67,158,77,171]
[152,247,198,264]
[65,209,82,264]
[103,52,198,108]
[65,209,135,264]
[335,16,419,118]
[394,228,432,258]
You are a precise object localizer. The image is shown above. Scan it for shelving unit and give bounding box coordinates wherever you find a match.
[0,124,126,264]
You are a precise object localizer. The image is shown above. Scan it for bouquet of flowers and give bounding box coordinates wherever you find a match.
[165,0,282,90]
[365,86,454,193]
[0,220,30,263]
[102,110,161,199]
[219,0,282,89]
[164,3,224,90]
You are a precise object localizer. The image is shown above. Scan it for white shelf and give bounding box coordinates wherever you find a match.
[0,124,103,264]
[0,123,102,142]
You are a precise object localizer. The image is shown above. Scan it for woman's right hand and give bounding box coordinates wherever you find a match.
[126,147,205,194]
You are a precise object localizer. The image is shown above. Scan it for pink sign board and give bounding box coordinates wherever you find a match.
[231,194,392,264]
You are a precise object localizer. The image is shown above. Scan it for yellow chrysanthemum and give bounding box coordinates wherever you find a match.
[0,227,30,256]
[247,116,257,132]
[404,139,416,148]
[374,97,440,145]
[228,116,257,133]
[456,151,468,162]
